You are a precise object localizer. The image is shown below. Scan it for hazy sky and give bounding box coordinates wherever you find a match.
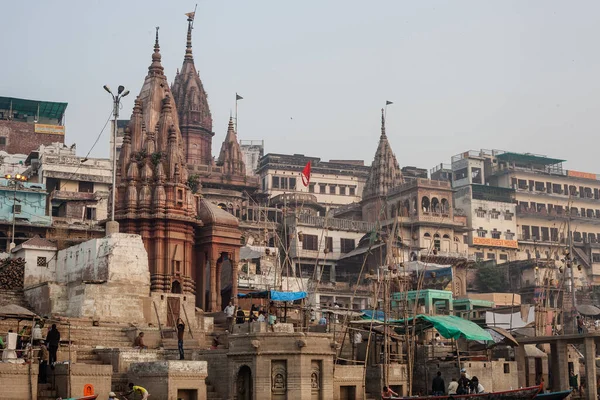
[2,1,599,173]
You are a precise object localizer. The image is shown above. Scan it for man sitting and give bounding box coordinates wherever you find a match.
[133,332,147,349]
[382,385,398,399]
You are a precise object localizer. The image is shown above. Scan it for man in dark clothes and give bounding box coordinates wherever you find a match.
[176,318,185,360]
[236,307,246,324]
[457,368,470,395]
[432,371,445,395]
[45,324,60,368]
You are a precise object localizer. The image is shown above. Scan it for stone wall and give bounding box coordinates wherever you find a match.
[333,365,364,400]
[197,350,229,398]
[0,363,38,400]
[128,360,208,400]
[53,363,112,399]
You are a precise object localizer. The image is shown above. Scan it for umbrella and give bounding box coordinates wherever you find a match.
[0,304,38,320]
[484,326,519,347]
[576,304,600,316]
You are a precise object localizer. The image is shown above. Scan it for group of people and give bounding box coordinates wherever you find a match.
[224,301,278,332]
[442,369,485,395]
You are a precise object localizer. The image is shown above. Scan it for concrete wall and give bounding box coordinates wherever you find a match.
[0,179,49,225]
[16,246,57,288]
[129,361,208,400]
[0,362,38,400]
[53,364,112,400]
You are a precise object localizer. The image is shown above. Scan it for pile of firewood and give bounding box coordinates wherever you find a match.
[0,257,25,289]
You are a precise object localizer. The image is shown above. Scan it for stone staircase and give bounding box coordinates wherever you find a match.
[0,288,30,307]
[37,383,58,400]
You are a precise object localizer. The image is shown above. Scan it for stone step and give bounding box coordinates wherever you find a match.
[38,389,58,398]
[161,338,202,349]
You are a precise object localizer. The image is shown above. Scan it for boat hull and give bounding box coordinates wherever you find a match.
[392,385,541,400]
[534,390,571,400]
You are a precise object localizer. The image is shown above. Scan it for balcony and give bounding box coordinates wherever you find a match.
[388,178,451,196]
[517,205,600,225]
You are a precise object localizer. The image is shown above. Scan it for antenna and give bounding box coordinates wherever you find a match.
[191,3,198,29]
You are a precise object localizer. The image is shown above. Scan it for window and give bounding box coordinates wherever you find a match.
[474,252,484,261]
[85,207,96,220]
[476,209,486,218]
[471,167,482,184]
[505,231,515,240]
[499,254,508,261]
[541,227,550,242]
[504,363,510,374]
[490,209,500,219]
[531,226,540,241]
[319,185,326,194]
[325,237,333,252]
[593,254,600,263]
[37,256,47,267]
[434,239,441,251]
[176,188,184,205]
[477,230,486,238]
[302,234,319,251]
[349,187,356,196]
[521,225,530,240]
[339,186,346,195]
[340,238,356,253]
[0,137,6,145]
[309,183,315,193]
[329,185,336,195]
[272,176,280,189]
[78,181,94,193]
[12,204,21,214]
[289,177,296,190]
[491,230,501,239]
[487,253,496,260]
[504,212,513,221]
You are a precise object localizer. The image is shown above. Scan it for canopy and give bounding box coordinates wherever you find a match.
[576,304,600,316]
[393,315,493,341]
[238,290,307,302]
[480,327,519,347]
[0,304,39,320]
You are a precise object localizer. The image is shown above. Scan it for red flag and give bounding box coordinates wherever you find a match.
[301,161,311,187]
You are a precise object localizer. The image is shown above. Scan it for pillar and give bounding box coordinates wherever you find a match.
[584,337,597,399]
[216,257,223,309]
[231,253,238,303]
[550,341,569,391]
[209,257,217,312]
[515,346,526,389]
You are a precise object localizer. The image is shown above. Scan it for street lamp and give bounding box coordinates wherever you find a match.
[103,84,129,223]
[5,173,27,251]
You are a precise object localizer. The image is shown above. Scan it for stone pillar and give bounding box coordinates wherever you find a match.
[216,258,223,309]
[550,340,569,391]
[330,263,336,283]
[584,337,597,399]
[209,257,217,312]
[515,346,526,389]
[231,253,238,303]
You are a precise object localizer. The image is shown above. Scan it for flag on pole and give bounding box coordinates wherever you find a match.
[301,161,311,187]
[236,93,243,101]
[185,11,196,20]
[386,100,393,105]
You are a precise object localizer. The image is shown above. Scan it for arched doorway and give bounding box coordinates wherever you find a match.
[236,365,253,400]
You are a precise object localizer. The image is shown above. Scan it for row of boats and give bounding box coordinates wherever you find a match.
[393,385,572,399]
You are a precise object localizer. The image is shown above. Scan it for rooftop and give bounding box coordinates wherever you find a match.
[495,151,565,166]
[0,96,67,122]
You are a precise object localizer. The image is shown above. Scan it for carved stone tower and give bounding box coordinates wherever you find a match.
[171,15,214,165]
[361,109,403,222]
[116,28,199,295]
[217,117,246,177]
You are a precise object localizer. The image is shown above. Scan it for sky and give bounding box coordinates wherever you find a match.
[2,1,600,173]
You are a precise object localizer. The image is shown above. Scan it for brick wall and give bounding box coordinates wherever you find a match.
[0,120,64,155]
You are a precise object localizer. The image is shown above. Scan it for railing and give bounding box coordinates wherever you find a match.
[388,178,451,196]
[294,214,376,232]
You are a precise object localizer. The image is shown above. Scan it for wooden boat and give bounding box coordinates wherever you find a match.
[58,395,98,400]
[534,390,571,400]
[390,384,542,400]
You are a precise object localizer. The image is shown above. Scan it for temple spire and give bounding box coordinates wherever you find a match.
[149,26,164,75]
[381,108,386,137]
[185,16,193,60]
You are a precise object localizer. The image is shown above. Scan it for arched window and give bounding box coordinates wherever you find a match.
[422,196,430,212]
[171,280,182,294]
[443,234,450,239]
[434,233,440,238]
[431,198,440,213]
[441,198,449,213]
[403,200,410,217]
[424,232,431,238]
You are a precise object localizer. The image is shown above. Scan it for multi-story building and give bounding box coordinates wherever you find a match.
[257,153,370,212]
[25,142,111,228]
[240,140,264,176]
[0,96,66,155]
[450,149,600,288]
[451,151,518,263]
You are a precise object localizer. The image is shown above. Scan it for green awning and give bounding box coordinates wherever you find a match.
[0,96,68,121]
[496,152,564,166]
[394,315,493,341]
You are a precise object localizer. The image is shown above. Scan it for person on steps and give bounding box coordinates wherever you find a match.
[45,324,60,368]
[124,382,149,400]
[177,318,185,360]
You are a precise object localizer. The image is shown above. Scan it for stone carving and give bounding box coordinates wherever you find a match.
[271,361,287,394]
[311,360,321,391]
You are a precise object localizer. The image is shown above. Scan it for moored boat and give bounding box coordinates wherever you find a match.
[390,384,542,400]
[534,389,571,400]
[58,395,98,400]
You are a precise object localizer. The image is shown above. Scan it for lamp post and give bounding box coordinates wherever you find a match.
[5,173,27,251]
[103,85,129,230]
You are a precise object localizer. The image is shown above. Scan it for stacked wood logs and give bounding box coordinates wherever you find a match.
[0,257,25,289]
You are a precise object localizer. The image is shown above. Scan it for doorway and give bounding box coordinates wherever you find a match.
[167,296,180,327]
[236,365,253,400]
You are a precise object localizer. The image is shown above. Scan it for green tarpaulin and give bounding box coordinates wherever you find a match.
[410,315,492,341]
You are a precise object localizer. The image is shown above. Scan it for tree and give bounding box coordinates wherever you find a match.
[477,263,509,292]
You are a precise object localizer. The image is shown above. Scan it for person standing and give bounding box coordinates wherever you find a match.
[236,307,246,324]
[45,324,60,368]
[224,301,235,332]
[447,377,459,395]
[176,318,185,360]
[577,316,584,334]
[38,342,49,384]
[432,371,445,396]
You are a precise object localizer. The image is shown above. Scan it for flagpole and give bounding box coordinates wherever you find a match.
[235,93,238,134]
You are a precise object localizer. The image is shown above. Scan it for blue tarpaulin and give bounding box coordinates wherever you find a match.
[238,290,307,302]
